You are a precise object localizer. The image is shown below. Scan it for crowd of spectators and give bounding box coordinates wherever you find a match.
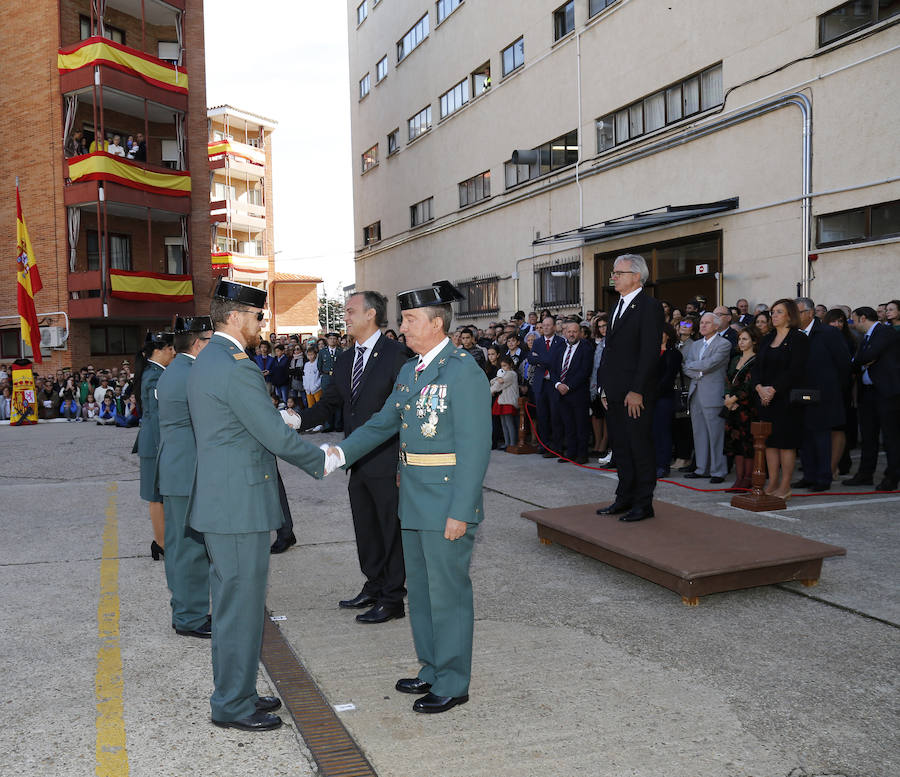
[65,129,147,161]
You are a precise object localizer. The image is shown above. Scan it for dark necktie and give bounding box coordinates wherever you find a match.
[350,346,367,402]
[611,298,625,330]
[561,344,574,382]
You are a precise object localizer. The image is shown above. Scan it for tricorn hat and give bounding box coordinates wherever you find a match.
[213,278,267,308]
[145,330,174,346]
[397,280,464,311]
[173,315,213,334]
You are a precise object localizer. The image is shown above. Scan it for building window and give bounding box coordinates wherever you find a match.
[86,230,132,271]
[456,277,499,317]
[361,143,378,173]
[436,0,462,24]
[589,0,620,16]
[458,171,490,208]
[595,63,723,152]
[410,197,434,228]
[553,1,575,41]
[502,37,524,76]
[79,15,125,44]
[504,129,577,189]
[359,73,370,99]
[472,62,491,95]
[408,105,432,141]
[816,200,900,247]
[363,221,381,246]
[387,128,400,155]
[357,1,368,26]
[165,240,186,275]
[90,325,140,356]
[0,328,20,359]
[819,0,900,45]
[535,261,580,307]
[397,13,429,62]
[376,55,388,82]
[440,78,469,119]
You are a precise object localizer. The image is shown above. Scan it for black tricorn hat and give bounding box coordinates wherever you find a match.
[213,278,267,308]
[145,330,174,346]
[173,315,213,334]
[397,280,464,311]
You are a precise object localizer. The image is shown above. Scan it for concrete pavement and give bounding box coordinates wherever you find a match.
[0,420,897,776]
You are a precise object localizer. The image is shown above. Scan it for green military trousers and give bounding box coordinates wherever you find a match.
[204,531,270,722]
[162,495,210,631]
[402,524,477,698]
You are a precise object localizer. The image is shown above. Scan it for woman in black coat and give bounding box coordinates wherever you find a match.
[652,323,683,478]
[752,299,810,499]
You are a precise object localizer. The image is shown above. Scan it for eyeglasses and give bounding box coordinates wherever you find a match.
[238,309,265,321]
[610,270,637,277]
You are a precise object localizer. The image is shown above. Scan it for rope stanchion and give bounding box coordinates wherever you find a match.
[520,403,899,498]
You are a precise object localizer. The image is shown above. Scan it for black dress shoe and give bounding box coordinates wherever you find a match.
[677,464,695,472]
[412,692,469,714]
[573,456,588,465]
[842,475,873,486]
[175,615,212,639]
[596,501,632,515]
[810,482,831,492]
[709,476,725,484]
[339,591,377,609]
[683,472,709,479]
[255,696,282,712]
[791,479,813,489]
[876,479,898,491]
[620,506,655,522]
[557,457,568,463]
[270,533,297,554]
[395,677,432,695]
[541,451,556,458]
[356,603,405,624]
[212,711,282,731]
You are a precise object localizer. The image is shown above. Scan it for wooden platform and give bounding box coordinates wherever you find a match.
[522,502,846,605]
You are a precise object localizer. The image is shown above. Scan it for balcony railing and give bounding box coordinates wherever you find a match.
[212,252,269,275]
[58,36,188,94]
[67,267,194,318]
[67,152,191,197]
[208,139,265,166]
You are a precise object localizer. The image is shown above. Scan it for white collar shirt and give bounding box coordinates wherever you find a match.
[612,287,643,326]
[355,330,382,371]
[417,337,450,371]
[214,331,244,351]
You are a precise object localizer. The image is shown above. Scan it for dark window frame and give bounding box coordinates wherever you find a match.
[504,129,578,190]
[816,199,900,248]
[363,221,381,246]
[458,170,491,208]
[589,0,620,17]
[818,0,900,46]
[387,128,400,156]
[436,0,463,25]
[361,143,378,173]
[410,197,434,228]
[534,261,581,308]
[397,13,430,63]
[0,328,21,359]
[553,1,576,41]
[455,276,500,317]
[89,325,141,356]
[86,229,132,271]
[79,14,125,45]
[501,36,525,77]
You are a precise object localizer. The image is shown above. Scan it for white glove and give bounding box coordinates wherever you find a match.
[319,443,345,475]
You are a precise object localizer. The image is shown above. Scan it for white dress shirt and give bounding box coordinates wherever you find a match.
[355,329,382,371]
[611,286,643,328]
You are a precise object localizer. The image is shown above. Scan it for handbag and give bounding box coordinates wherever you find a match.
[789,389,820,406]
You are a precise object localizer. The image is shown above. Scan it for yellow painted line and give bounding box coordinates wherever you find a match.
[96,482,129,777]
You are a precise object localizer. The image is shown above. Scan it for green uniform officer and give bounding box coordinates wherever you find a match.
[133,330,175,559]
[187,279,326,733]
[156,316,213,638]
[328,280,491,714]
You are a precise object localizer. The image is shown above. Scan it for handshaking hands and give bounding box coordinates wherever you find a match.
[319,443,345,475]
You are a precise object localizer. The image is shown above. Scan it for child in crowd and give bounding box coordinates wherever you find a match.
[490,355,520,449]
[303,347,322,406]
[115,394,139,427]
[82,396,100,421]
[59,389,80,421]
[97,393,117,425]
[279,395,302,431]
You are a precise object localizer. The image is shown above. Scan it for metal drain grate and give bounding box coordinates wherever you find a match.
[261,614,378,777]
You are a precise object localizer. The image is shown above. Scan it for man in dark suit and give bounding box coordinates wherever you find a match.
[596,254,664,522]
[300,291,411,623]
[714,305,739,350]
[550,321,593,464]
[843,307,900,491]
[794,298,851,491]
[528,315,567,458]
[736,298,753,325]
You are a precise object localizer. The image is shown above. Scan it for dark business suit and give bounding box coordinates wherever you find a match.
[301,333,410,606]
[800,320,851,485]
[550,339,593,460]
[597,290,665,508]
[528,334,566,454]
[854,324,900,486]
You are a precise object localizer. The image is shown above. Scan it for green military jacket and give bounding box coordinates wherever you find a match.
[340,340,491,531]
[317,346,342,388]
[156,352,196,497]
[133,361,164,458]
[187,333,325,534]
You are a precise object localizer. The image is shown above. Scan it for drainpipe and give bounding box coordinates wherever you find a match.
[575,30,585,312]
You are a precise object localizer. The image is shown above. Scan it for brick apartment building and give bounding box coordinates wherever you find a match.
[0,0,211,374]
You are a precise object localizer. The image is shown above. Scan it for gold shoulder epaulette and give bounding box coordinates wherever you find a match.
[233,352,248,360]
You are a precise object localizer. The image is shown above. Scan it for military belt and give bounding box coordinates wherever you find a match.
[400,451,457,466]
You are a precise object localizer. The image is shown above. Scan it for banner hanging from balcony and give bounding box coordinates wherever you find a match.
[207,140,266,166]
[68,152,191,197]
[109,269,193,303]
[58,37,188,94]
[211,252,268,274]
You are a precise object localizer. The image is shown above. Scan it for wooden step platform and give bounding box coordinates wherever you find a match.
[521,502,846,605]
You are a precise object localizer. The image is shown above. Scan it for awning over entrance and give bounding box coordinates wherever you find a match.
[533,198,739,246]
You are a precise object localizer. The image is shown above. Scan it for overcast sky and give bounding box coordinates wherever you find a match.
[204,1,355,296]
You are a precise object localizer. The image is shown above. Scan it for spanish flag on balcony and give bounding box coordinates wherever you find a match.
[68,152,191,197]
[109,269,193,303]
[16,184,43,364]
[58,37,188,94]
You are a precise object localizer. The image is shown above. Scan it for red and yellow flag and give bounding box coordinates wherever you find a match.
[16,184,43,364]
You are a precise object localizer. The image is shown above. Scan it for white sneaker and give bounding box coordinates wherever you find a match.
[597,452,613,466]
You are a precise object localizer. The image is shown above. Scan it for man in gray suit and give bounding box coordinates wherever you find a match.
[682,312,732,483]
[187,280,326,732]
[157,316,213,639]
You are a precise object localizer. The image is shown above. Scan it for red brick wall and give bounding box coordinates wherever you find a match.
[273,283,318,333]
[61,0,179,58]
